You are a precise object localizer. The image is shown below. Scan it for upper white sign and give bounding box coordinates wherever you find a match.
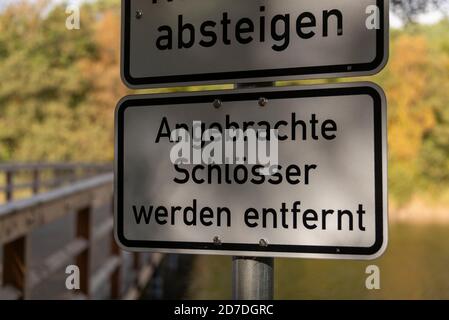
[114,83,388,259]
[121,0,389,88]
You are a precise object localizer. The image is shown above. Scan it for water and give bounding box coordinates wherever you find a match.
[186,223,449,299]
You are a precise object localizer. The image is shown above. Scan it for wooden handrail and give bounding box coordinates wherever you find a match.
[0,162,112,203]
[0,173,113,244]
[0,162,111,172]
[0,169,163,300]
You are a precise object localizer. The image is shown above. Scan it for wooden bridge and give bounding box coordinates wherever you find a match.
[0,163,164,300]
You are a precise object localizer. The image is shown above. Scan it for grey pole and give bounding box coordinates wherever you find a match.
[232,81,275,300]
[232,256,274,300]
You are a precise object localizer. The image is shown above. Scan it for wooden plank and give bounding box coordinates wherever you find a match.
[0,285,21,300]
[0,174,112,217]
[0,173,112,193]
[0,162,111,173]
[136,265,155,289]
[58,291,88,300]
[0,167,114,300]
[2,236,27,299]
[0,173,113,245]
[122,253,164,300]
[5,171,13,202]
[151,253,164,267]
[122,287,140,300]
[0,165,115,301]
[110,195,122,299]
[76,207,91,297]
[28,238,88,289]
[122,265,156,300]
[133,253,141,270]
[0,182,34,193]
[137,254,164,288]
[32,170,40,195]
[90,256,121,295]
[93,218,113,242]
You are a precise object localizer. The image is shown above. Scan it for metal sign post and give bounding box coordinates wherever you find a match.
[233,256,274,300]
[232,81,275,300]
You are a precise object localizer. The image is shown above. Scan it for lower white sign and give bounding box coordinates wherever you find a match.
[115,83,388,259]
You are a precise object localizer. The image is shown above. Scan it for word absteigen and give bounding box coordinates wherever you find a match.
[155,5,381,52]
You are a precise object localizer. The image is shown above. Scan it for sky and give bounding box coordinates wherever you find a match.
[0,0,85,10]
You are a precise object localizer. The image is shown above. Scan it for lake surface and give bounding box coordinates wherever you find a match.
[185,223,449,299]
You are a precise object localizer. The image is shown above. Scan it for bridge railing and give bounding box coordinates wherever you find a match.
[0,162,112,203]
[0,164,163,300]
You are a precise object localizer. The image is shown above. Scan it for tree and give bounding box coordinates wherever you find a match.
[0,0,124,162]
[391,0,449,23]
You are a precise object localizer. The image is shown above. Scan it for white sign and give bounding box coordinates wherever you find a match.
[121,0,389,88]
[114,83,388,259]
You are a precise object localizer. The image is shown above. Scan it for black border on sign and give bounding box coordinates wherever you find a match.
[116,86,384,256]
[122,0,386,87]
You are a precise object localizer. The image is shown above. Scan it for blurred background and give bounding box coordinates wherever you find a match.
[1,0,449,299]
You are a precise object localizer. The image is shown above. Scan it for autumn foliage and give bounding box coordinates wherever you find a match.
[1,1,449,204]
